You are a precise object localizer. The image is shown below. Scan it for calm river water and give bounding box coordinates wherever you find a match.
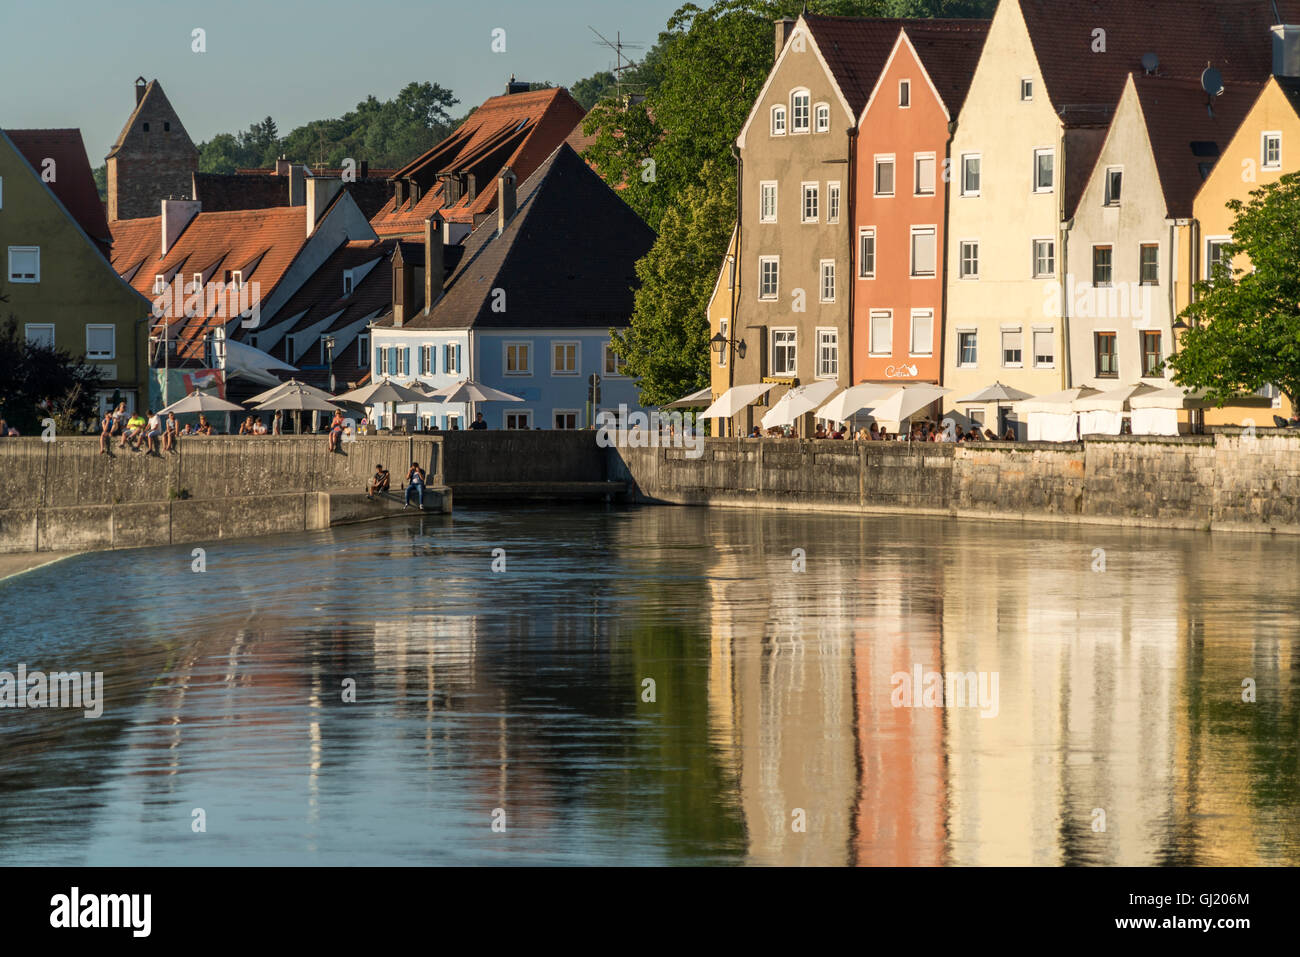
[1,505,1297,865]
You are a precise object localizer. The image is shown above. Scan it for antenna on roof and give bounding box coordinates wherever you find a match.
[589,26,645,103]
[1141,52,1159,75]
[1202,64,1224,117]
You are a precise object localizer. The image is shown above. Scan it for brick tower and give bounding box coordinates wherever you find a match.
[106,77,198,221]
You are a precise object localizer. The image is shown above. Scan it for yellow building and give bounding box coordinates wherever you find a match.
[706,227,737,431]
[1189,68,1300,424]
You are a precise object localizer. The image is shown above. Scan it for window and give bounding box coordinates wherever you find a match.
[874,155,895,196]
[960,241,979,279]
[958,331,978,367]
[827,182,840,223]
[771,106,787,136]
[914,153,936,196]
[552,341,578,375]
[910,310,934,356]
[152,274,166,295]
[505,341,532,375]
[1033,239,1055,278]
[229,270,243,290]
[1020,77,1033,101]
[869,311,892,355]
[86,325,115,360]
[718,319,728,367]
[899,80,911,108]
[1140,244,1159,285]
[1033,329,1054,369]
[8,246,39,282]
[858,229,876,278]
[343,269,354,296]
[1262,131,1282,169]
[961,154,981,196]
[420,344,433,375]
[445,413,462,431]
[1093,245,1113,286]
[801,182,819,223]
[969,408,985,427]
[400,347,411,377]
[760,181,777,222]
[1001,328,1023,368]
[142,122,149,132]
[820,260,836,302]
[25,324,54,348]
[1104,167,1123,205]
[377,344,387,375]
[1206,238,1231,279]
[770,329,797,376]
[814,103,830,133]
[554,410,580,430]
[444,342,462,374]
[910,226,936,277]
[164,121,170,132]
[1033,148,1054,192]
[1141,331,1163,377]
[1095,332,1118,378]
[192,272,203,292]
[791,90,811,133]
[358,334,369,367]
[759,256,779,299]
[505,411,533,430]
[817,329,838,378]
[603,343,626,376]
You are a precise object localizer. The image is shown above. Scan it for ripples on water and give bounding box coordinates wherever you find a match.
[0,505,1296,865]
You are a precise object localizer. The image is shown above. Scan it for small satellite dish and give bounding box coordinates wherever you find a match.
[1202,66,1224,97]
[1141,52,1159,74]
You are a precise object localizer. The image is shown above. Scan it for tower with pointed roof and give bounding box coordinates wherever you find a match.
[106,77,198,221]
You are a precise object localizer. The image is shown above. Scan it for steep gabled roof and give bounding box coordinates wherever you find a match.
[373,143,654,331]
[4,129,113,251]
[106,79,197,159]
[900,21,991,118]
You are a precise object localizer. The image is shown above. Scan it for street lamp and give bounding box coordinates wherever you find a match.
[323,335,336,392]
[710,332,727,356]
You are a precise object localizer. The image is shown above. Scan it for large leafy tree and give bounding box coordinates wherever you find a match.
[0,306,104,434]
[1167,171,1300,409]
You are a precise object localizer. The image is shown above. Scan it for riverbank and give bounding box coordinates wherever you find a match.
[0,550,81,581]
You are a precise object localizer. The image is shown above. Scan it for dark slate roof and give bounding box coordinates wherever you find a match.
[192,172,288,211]
[5,129,113,253]
[900,20,991,117]
[373,143,654,331]
[1133,75,1263,219]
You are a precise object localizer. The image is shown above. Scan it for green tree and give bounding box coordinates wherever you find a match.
[0,306,104,434]
[613,168,735,406]
[1167,172,1300,410]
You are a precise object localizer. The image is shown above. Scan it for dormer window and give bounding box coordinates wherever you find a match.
[192,272,203,290]
[230,270,243,289]
[771,105,787,136]
[153,275,166,295]
[343,269,355,296]
[791,90,810,133]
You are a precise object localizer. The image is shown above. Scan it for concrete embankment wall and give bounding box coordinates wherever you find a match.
[0,436,444,554]
[609,432,1300,534]
[438,430,607,484]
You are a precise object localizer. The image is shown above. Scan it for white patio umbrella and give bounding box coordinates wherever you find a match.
[253,386,342,412]
[814,383,899,424]
[1128,386,1212,409]
[699,383,777,420]
[157,392,246,415]
[662,386,713,410]
[1017,386,1101,414]
[1017,387,1099,442]
[244,378,336,405]
[335,377,430,406]
[1073,383,1160,436]
[428,379,525,404]
[761,380,839,430]
[858,384,950,427]
[954,381,1034,404]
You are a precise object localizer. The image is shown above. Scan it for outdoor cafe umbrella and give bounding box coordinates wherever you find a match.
[252,386,342,413]
[245,378,336,405]
[761,379,839,431]
[861,384,950,429]
[428,379,524,425]
[814,384,899,425]
[954,381,1034,404]
[699,383,776,421]
[335,376,430,431]
[662,386,713,410]
[157,392,246,416]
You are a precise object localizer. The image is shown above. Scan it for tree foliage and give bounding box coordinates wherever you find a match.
[0,307,104,434]
[1167,171,1300,409]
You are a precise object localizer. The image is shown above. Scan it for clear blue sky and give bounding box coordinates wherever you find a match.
[4,0,680,164]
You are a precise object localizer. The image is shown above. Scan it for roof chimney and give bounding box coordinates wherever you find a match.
[424,214,444,314]
[506,74,531,95]
[288,165,306,206]
[497,168,517,235]
[393,245,413,328]
[1273,24,1300,77]
[161,199,201,257]
[275,156,291,176]
[134,76,148,105]
[775,18,796,60]
[306,178,344,235]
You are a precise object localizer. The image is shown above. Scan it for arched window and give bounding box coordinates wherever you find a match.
[814,103,830,133]
[791,90,811,133]
[771,105,787,136]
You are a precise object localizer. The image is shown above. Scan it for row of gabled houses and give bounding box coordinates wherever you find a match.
[708,0,1300,436]
[3,75,654,431]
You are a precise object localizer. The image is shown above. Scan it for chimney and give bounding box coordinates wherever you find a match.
[1273,24,1300,77]
[393,246,414,328]
[306,178,344,235]
[775,18,796,60]
[506,74,531,95]
[134,76,147,105]
[275,156,291,176]
[161,199,201,256]
[359,160,369,179]
[497,168,517,234]
[424,214,444,313]
[466,173,477,203]
[288,165,306,206]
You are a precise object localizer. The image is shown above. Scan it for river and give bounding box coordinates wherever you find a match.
[1,505,1296,865]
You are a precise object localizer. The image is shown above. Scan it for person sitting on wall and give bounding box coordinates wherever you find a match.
[328,411,345,452]
[98,408,114,454]
[470,412,488,431]
[404,461,426,509]
[984,428,998,441]
[814,424,828,439]
[162,413,179,452]
[272,411,284,436]
[749,426,762,438]
[196,415,214,436]
[253,418,268,435]
[238,416,252,436]
[368,463,391,500]
[143,410,163,455]
[121,411,147,450]
[1002,427,1016,442]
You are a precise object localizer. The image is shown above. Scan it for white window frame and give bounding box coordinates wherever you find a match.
[1001,326,1024,369]
[1032,238,1056,279]
[1104,166,1123,206]
[551,340,579,377]
[1033,147,1055,193]
[603,342,626,377]
[816,327,838,379]
[814,102,831,133]
[914,152,936,196]
[443,342,462,374]
[819,260,836,303]
[759,181,778,223]
[960,153,981,197]
[771,105,787,136]
[869,310,893,357]
[909,309,934,357]
[25,323,55,348]
[1092,244,1114,287]
[1205,236,1232,280]
[899,79,911,108]
[1139,242,1161,286]
[504,340,532,376]
[1262,131,1282,170]
[229,269,243,290]
[874,154,896,197]
[758,255,780,300]
[553,409,581,430]
[86,324,116,361]
[826,182,840,223]
[791,89,811,134]
[858,228,876,279]
[910,225,937,278]
[959,240,980,280]
[1032,326,1055,370]
[7,245,39,283]
[153,274,167,295]
[801,182,819,223]
[717,318,728,367]
[358,333,370,367]
[770,327,797,377]
[956,329,978,369]
[1020,77,1034,101]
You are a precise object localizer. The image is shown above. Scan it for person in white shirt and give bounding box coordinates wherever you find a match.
[144,411,163,455]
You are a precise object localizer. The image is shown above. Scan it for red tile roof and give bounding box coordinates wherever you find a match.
[4,129,112,253]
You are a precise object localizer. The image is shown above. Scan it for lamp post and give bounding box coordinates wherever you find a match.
[324,335,336,393]
[709,332,746,436]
